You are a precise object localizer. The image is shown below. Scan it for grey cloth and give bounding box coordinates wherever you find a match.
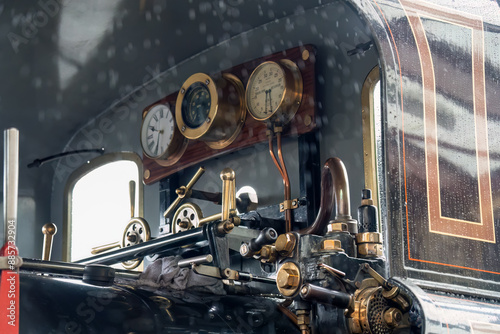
[134,255,226,295]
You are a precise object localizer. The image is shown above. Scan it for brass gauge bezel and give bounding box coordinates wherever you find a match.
[140,103,188,166]
[175,73,246,149]
[245,59,303,125]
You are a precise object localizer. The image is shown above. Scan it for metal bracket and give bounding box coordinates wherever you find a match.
[280,198,299,212]
[192,264,222,279]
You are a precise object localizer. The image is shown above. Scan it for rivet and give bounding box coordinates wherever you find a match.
[302,49,310,61]
[304,115,312,127]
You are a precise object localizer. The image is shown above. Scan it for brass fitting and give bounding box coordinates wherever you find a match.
[321,239,343,252]
[277,268,299,289]
[356,232,383,258]
[275,233,297,257]
[296,309,310,334]
[383,308,403,328]
[326,222,348,233]
[259,245,277,263]
[217,220,235,235]
[276,262,301,297]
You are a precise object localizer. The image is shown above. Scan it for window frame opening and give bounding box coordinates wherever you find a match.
[62,152,144,262]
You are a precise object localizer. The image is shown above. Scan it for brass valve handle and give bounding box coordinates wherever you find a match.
[42,223,57,261]
[163,166,205,218]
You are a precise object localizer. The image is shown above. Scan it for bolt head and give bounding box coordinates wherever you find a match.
[277,268,299,289]
[275,233,296,256]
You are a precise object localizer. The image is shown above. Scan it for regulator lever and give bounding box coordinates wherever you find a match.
[163,166,205,218]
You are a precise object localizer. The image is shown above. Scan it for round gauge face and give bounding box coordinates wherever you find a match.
[246,62,286,120]
[181,82,211,128]
[141,104,176,159]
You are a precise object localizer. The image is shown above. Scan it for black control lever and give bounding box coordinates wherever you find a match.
[240,227,278,258]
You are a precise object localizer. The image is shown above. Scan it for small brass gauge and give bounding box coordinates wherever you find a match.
[141,103,188,166]
[245,60,303,125]
[176,73,246,149]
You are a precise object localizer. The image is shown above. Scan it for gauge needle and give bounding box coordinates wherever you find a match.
[268,89,273,113]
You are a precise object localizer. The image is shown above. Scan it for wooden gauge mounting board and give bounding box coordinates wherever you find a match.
[143,44,317,184]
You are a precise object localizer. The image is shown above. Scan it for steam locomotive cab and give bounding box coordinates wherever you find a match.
[1,0,499,333]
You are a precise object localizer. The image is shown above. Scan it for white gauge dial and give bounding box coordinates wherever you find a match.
[141,104,176,159]
[246,62,286,120]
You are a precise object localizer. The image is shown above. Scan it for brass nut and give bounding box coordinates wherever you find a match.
[259,245,277,263]
[327,222,348,233]
[217,220,234,234]
[178,219,190,229]
[275,233,296,256]
[357,243,383,257]
[276,262,301,297]
[383,308,402,327]
[355,232,382,244]
[277,268,299,289]
[321,239,343,252]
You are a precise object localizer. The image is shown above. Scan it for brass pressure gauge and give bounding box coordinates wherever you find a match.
[176,73,246,149]
[245,60,303,125]
[141,103,188,165]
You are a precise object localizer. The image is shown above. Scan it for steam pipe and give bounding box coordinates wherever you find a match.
[299,157,351,235]
[277,132,292,232]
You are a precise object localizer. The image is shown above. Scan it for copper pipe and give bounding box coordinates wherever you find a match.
[277,303,298,325]
[277,132,292,232]
[268,135,285,179]
[299,157,351,235]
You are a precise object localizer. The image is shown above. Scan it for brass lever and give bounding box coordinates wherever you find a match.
[90,241,120,255]
[217,168,239,234]
[90,179,150,269]
[163,166,205,218]
[42,223,57,261]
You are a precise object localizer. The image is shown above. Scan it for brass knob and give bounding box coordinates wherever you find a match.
[275,233,296,257]
[220,168,235,181]
[42,223,57,236]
